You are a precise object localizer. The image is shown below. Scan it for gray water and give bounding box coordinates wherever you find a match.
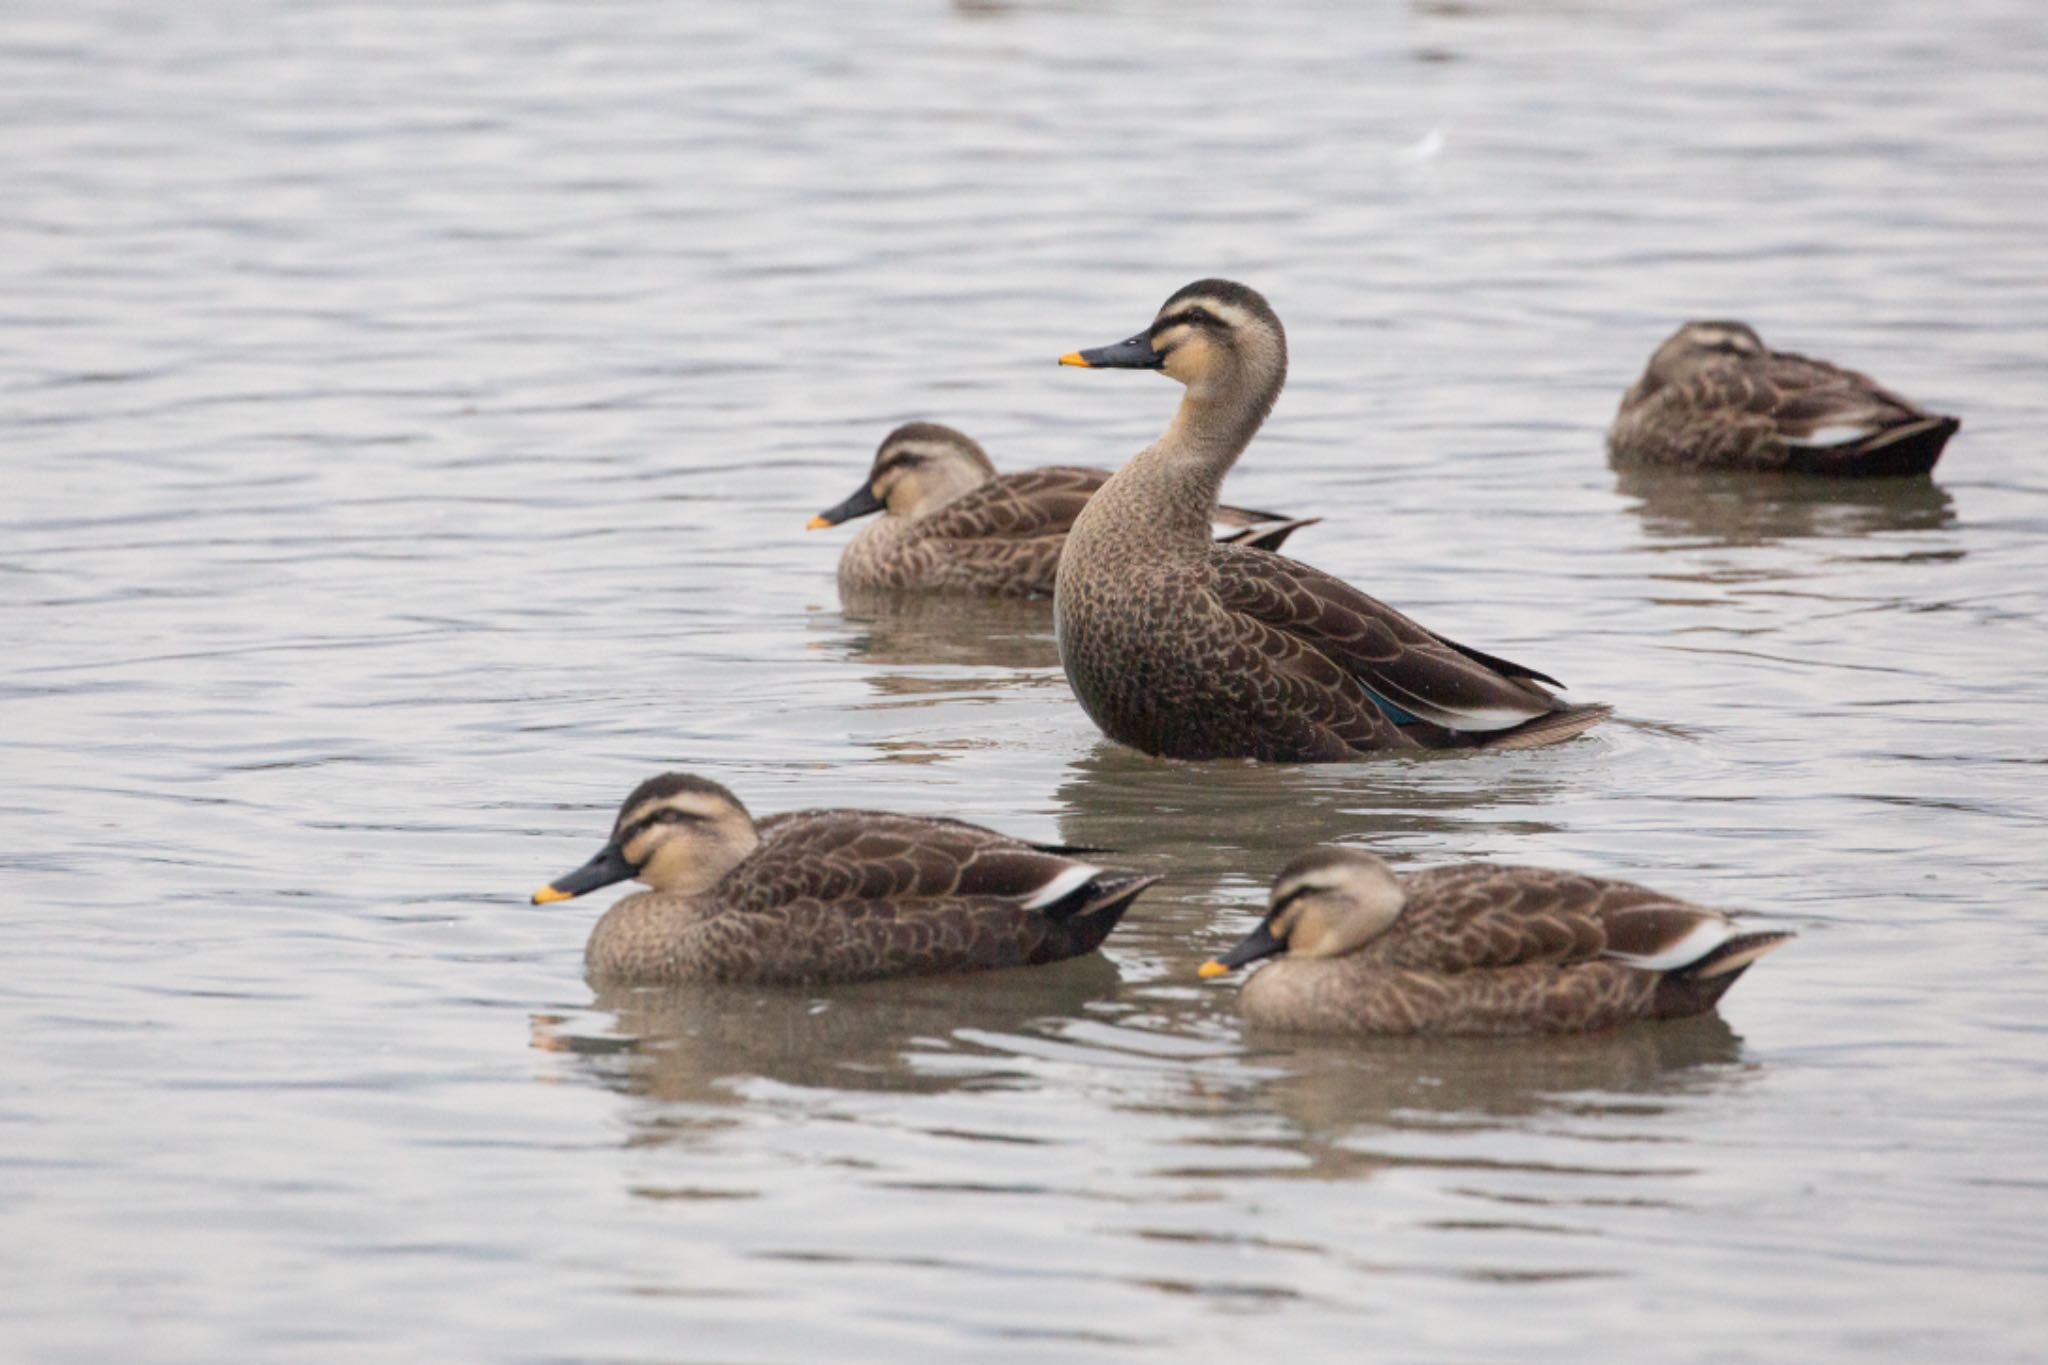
[5,0,2047,1359]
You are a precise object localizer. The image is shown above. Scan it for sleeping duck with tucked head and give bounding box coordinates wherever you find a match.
[531,773,1157,985]
[1608,320,1959,476]
[808,420,1312,598]
[1054,278,1608,760]
[1200,848,1790,1036]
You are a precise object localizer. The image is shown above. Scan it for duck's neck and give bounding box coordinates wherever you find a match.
[1115,364,1283,544]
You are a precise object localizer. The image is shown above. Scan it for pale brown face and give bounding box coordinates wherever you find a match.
[531,776,761,904]
[1200,849,1405,977]
[1149,297,1264,390]
[1059,279,1287,398]
[866,432,994,519]
[1263,856,1405,959]
[809,423,995,528]
[613,789,759,894]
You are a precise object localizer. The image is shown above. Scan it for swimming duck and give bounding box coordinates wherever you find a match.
[808,421,1315,597]
[1200,848,1790,1035]
[1055,279,1608,760]
[530,773,1157,984]
[1608,320,1959,476]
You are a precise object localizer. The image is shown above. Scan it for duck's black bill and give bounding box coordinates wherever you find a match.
[1204,920,1284,975]
[531,842,636,904]
[808,482,884,529]
[1060,332,1163,370]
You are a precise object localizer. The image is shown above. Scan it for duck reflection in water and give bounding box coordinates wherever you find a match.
[1051,740,1581,887]
[1206,1016,1754,1186]
[828,589,1063,673]
[1617,465,1957,549]
[533,954,1122,1108]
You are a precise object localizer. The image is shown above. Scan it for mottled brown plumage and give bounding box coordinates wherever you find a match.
[1203,848,1790,1036]
[1055,279,1607,760]
[812,421,1312,598]
[1609,320,1959,475]
[531,773,1156,985]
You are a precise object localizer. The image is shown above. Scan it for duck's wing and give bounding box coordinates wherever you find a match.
[1208,544,1565,733]
[728,808,1144,922]
[1756,350,1958,474]
[1674,352,1923,440]
[1754,350,1930,436]
[1389,864,1748,974]
[910,466,1106,544]
[914,467,1310,550]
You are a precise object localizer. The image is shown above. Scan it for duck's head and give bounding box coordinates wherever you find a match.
[1640,319,1767,389]
[1061,278,1288,402]
[1198,848,1405,978]
[807,422,996,529]
[531,773,762,904]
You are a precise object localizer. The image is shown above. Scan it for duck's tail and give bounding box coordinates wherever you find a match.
[1653,931,1795,1017]
[1217,516,1322,554]
[1478,702,1613,751]
[1786,414,1959,478]
[1035,872,1160,960]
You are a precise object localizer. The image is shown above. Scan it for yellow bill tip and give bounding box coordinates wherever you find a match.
[1197,960,1231,979]
[805,514,833,531]
[1058,351,1091,368]
[531,884,573,905]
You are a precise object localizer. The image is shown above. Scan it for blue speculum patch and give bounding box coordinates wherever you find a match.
[1364,688,1419,726]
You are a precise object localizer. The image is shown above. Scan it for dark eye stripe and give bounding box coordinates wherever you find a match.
[1269,884,1312,917]
[876,449,928,473]
[1156,306,1222,333]
[616,807,707,844]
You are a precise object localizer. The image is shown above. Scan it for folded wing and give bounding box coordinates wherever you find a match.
[730,809,1137,920]
[1209,544,1564,734]
[1388,864,1743,974]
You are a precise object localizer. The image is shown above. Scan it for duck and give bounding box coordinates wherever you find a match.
[807,421,1315,598]
[1608,320,1960,476]
[1199,847,1790,1036]
[529,772,1158,984]
[1055,279,1608,760]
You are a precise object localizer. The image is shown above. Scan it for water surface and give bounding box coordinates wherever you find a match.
[4,0,2047,1359]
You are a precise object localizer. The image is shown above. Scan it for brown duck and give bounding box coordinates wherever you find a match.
[807,421,1314,598]
[1055,279,1608,760]
[531,773,1157,984]
[1200,848,1790,1036]
[1608,320,1959,475]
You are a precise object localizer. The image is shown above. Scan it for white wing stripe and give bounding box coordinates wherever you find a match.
[1021,864,1101,911]
[1790,424,1878,448]
[1604,918,1735,972]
